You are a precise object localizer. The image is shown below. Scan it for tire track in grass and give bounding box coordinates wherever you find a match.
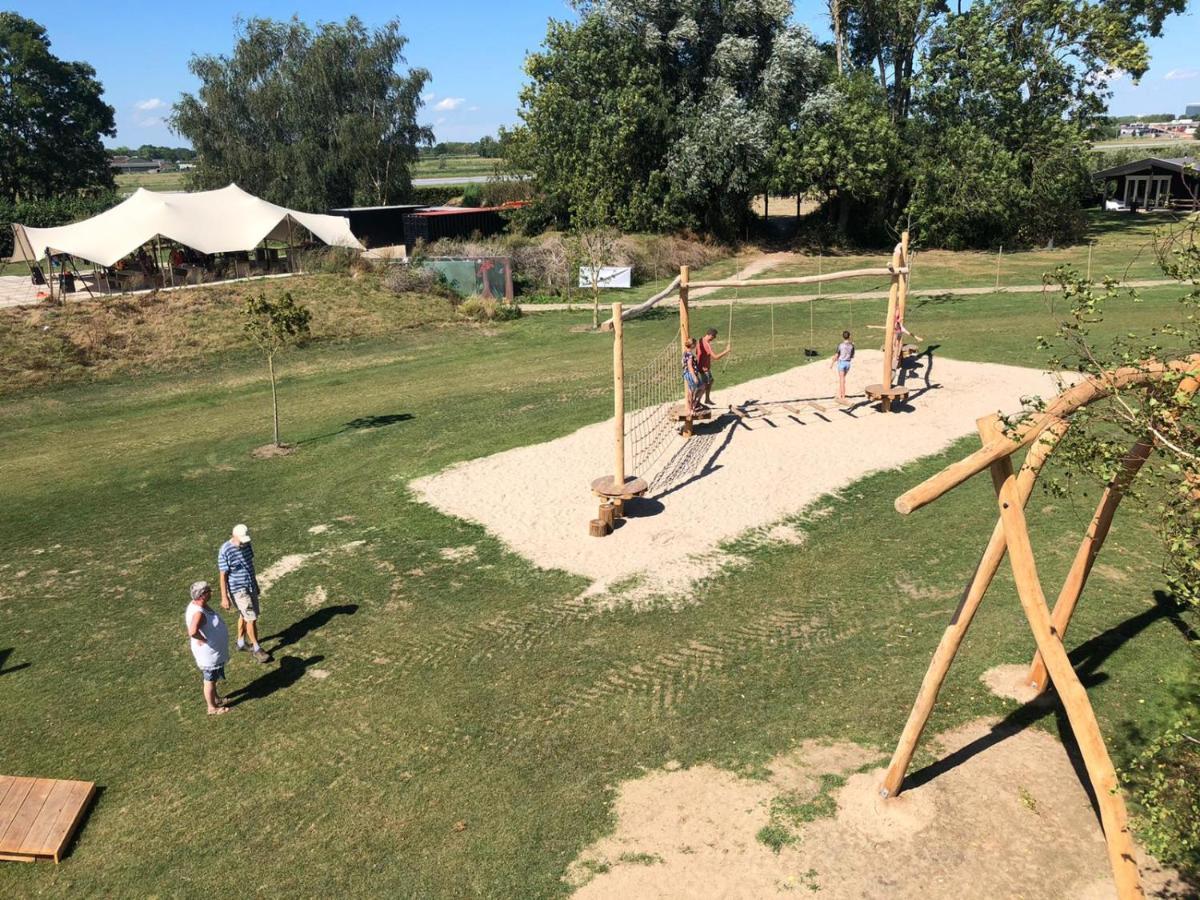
[494,610,854,749]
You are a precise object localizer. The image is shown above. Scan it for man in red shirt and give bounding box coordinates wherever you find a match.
[695,327,732,407]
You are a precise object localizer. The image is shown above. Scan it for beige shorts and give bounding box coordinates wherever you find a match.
[232,589,260,622]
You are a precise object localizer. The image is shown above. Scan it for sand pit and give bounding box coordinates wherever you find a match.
[413,352,1066,599]
[566,718,1187,898]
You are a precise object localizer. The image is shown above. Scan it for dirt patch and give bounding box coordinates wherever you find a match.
[439,545,478,562]
[567,718,1188,899]
[257,553,314,591]
[1092,562,1131,583]
[301,586,328,609]
[251,443,297,459]
[981,663,1045,704]
[414,354,1067,602]
[307,524,330,535]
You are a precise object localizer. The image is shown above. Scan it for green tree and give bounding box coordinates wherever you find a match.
[0,13,115,202]
[173,16,432,210]
[773,74,900,235]
[510,0,823,236]
[243,291,312,448]
[1040,217,1199,874]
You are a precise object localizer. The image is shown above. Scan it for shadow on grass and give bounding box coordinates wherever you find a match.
[263,604,359,653]
[302,413,414,444]
[902,591,1194,812]
[0,647,30,677]
[227,654,324,706]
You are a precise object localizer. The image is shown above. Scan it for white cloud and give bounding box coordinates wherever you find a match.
[135,97,166,111]
[434,97,465,111]
[467,105,480,112]
[421,91,435,101]
[1164,68,1200,81]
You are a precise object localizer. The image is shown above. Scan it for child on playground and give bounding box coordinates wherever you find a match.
[695,327,732,407]
[683,338,702,414]
[831,330,854,402]
[892,314,923,373]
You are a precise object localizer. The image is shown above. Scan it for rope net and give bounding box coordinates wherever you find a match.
[624,336,681,477]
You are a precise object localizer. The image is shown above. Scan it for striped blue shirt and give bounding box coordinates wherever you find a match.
[218,540,258,596]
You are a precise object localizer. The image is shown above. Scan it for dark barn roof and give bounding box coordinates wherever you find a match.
[1093,156,1197,179]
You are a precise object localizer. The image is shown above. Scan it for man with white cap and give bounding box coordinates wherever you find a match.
[218,523,271,663]
[185,580,230,715]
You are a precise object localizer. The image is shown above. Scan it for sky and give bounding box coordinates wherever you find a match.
[9,0,1200,149]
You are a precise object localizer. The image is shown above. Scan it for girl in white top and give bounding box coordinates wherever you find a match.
[185,580,230,715]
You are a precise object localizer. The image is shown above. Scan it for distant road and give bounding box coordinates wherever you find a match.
[1092,139,1198,151]
[411,174,531,187]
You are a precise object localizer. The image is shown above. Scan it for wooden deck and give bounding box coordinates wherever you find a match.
[0,776,95,863]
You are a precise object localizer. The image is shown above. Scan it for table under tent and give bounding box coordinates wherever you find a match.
[11,184,363,300]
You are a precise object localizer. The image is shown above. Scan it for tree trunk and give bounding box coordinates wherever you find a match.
[268,353,280,446]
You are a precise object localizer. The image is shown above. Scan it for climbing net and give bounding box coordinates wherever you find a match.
[624,336,681,477]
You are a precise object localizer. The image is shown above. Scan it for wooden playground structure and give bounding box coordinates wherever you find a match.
[878,353,1200,900]
[590,234,918,534]
[0,776,95,863]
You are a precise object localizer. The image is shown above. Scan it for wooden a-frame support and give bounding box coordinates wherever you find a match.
[879,355,1200,900]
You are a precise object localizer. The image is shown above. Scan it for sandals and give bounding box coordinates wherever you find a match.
[207,706,229,716]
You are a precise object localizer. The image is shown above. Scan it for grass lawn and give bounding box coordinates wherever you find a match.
[0,276,1195,895]
[704,211,1186,302]
[412,156,512,179]
[115,171,190,195]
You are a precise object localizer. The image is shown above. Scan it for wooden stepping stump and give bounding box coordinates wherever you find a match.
[864,383,912,412]
[598,502,617,529]
[0,776,95,863]
[590,475,647,501]
[588,518,611,538]
[668,404,712,422]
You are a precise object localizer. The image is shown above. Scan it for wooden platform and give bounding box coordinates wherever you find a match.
[669,404,713,422]
[864,383,912,403]
[591,475,648,500]
[0,776,95,863]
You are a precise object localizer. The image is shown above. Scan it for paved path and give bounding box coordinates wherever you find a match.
[518,279,1179,313]
[411,174,531,187]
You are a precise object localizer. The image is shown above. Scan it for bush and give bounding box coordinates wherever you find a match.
[457,296,522,322]
[0,192,122,259]
[383,262,454,298]
[402,186,460,206]
[460,184,484,207]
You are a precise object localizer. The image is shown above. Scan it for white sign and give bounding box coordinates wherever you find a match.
[579,265,632,289]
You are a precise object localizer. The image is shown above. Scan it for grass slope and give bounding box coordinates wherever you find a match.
[0,283,1194,896]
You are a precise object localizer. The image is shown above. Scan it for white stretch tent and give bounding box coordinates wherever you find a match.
[12,184,362,267]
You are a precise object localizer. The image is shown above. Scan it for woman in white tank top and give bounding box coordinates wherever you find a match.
[185,581,230,715]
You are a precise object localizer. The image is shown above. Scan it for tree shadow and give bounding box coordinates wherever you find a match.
[0,647,30,677]
[261,604,359,653]
[301,413,414,445]
[901,590,1192,807]
[226,654,324,706]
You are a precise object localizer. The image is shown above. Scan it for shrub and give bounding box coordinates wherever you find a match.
[457,296,521,322]
[383,261,454,298]
[0,192,122,259]
[460,184,484,207]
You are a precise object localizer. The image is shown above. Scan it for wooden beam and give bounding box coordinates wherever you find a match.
[612,302,626,490]
[879,416,1066,798]
[879,242,903,410]
[996,475,1143,899]
[686,266,904,289]
[1027,437,1152,693]
[894,354,1200,515]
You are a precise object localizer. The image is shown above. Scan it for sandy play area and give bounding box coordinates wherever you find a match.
[413,351,1067,599]
[564,710,1186,898]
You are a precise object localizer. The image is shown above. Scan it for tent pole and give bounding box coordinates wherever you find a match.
[44,249,54,303]
[155,235,165,290]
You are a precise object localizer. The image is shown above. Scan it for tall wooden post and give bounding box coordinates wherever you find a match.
[879,242,903,410]
[996,475,1143,899]
[1026,437,1151,693]
[880,416,1067,798]
[612,302,626,490]
[678,265,691,351]
[896,231,910,336]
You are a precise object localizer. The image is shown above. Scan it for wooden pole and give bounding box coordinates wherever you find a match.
[678,265,691,351]
[880,415,1067,798]
[1026,436,1152,694]
[679,266,693,435]
[880,242,903,409]
[995,474,1143,899]
[612,302,626,490]
[897,230,910,335]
